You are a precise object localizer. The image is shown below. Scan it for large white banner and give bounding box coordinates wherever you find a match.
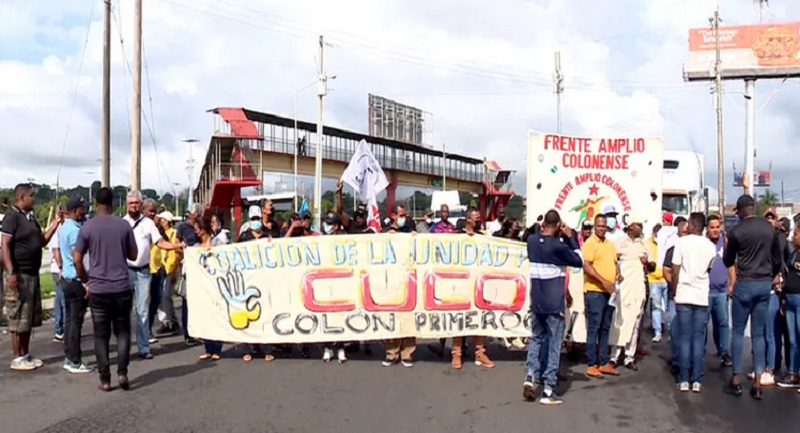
[527,132,664,345]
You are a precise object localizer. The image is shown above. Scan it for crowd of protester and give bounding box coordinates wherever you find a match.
[1,181,798,405]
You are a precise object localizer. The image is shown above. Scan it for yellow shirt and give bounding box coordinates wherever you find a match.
[647,236,665,283]
[161,227,181,275]
[582,233,618,293]
[149,243,162,274]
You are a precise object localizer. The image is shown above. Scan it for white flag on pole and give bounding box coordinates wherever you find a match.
[341,140,389,201]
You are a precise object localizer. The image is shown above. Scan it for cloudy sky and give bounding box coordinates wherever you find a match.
[1,0,799,203]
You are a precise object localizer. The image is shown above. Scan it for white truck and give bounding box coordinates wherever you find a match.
[661,150,707,220]
[430,190,466,222]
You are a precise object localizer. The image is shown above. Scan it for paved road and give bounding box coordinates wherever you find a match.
[0,315,798,433]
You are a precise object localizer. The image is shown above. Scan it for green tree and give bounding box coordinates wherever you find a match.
[757,189,779,215]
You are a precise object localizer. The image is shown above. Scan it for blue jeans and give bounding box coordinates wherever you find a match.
[784,293,800,375]
[708,292,730,356]
[526,313,565,389]
[650,282,674,335]
[51,273,65,336]
[731,279,771,376]
[677,304,710,383]
[671,312,680,366]
[766,292,781,371]
[129,268,152,355]
[585,292,615,367]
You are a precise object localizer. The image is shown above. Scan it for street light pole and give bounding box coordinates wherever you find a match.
[294,80,317,212]
[313,35,333,230]
[183,138,199,209]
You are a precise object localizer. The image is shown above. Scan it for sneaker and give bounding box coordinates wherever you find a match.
[53,334,64,343]
[652,333,662,343]
[322,348,333,363]
[148,337,159,344]
[382,358,398,367]
[10,357,36,371]
[720,353,733,367]
[691,382,702,393]
[64,361,94,374]
[539,389,564,405]
[337,348,347,364]
[761,371,775,387]
[777,375,800,388]
[511,338,526,349]
[523,375,538,401]
[25,355,44,368]
[401,359,414,368]
[678,382,690,392]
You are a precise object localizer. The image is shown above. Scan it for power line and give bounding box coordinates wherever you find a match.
[161,0,698,91]
[56,0,97,191]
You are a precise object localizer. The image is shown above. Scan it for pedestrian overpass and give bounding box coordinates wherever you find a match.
[193,107,514,230]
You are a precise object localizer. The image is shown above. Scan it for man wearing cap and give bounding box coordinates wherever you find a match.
[602,205,625,244]
[579,220,593,245]
[58,195,94,374]
[723,195,783,399]
[662,212,675,227]
[334,180,373,235]
[611,214,653,370]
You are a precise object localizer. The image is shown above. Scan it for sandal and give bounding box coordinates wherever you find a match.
[242,353,253,362]
[199,353,212,360]
[211,354,221,361]
[264,354,275,362]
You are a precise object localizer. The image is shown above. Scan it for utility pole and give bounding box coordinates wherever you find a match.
[184,138,199,209]
[130,0,142,192]
[744,79,756,197]
[312,35,328,231]
[711,8,726,212]
[781,179,785,207]
[101,0,111,188]
[554,51,564,133]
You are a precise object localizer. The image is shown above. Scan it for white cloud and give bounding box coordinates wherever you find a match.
[1,0,799,205]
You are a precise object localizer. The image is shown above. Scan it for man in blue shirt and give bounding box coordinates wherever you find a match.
[59,195,93,374]
[707,214,734,368]
[523,210,583,405]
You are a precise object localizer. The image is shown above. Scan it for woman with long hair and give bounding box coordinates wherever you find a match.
[195,214,226,361]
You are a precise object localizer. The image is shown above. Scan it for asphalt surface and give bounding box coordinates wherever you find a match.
[1,312,799,433]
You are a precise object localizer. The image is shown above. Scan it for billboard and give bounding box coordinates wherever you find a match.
[685,21,800,81]
[525,132,664,230]
[368,94,426,145]
[733,170,771,187]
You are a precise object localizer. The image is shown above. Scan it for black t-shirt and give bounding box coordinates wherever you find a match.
[348,223,372,235]
[0,207,44,276]
[785,250,800,294]
[723,216,782,280]
[263,218,281,239]
[663,246,675,269]
[238,230,267,243]
[176,222,198,247]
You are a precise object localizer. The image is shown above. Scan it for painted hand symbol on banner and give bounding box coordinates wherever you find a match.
[216,271,262,330]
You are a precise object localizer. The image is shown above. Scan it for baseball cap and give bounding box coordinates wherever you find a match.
[627,214,645,226]
[247,205,262,220]
[764,207,777,218]
[157,211,175,221]
[736,195,756,210]
[581,219,593,228]
[602,205,618,216]
[354,204,367,217]
[662,212,674,224]
[324,211,341,225]
[65,194,87,212]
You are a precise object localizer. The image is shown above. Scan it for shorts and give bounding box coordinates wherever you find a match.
[3,273,43,333]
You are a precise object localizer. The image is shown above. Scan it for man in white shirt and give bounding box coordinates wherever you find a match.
[123,192,181,359]
[485,204,506,236]
[670,212,717,393]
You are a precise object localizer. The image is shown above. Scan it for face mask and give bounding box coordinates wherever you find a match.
[426,218,432,225]
[323,223,334,235]
[606,217,617,230]
[397,217,406,227]
[250,220,262,231]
